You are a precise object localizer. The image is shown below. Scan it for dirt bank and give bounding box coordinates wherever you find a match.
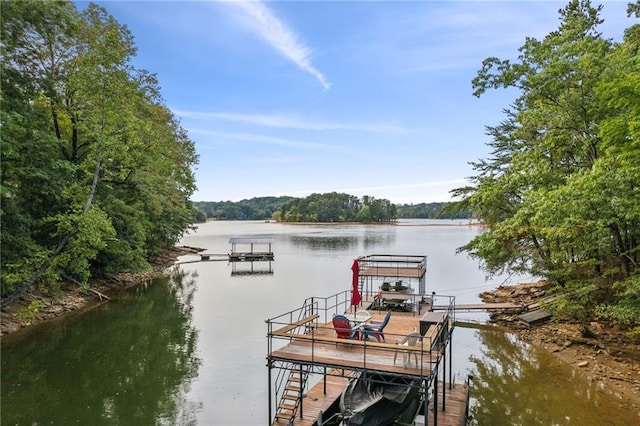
[0,246,202,336]
[480,281,640,412]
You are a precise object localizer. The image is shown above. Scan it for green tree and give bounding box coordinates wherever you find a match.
[1,1,198,303]
[451,0,639,328]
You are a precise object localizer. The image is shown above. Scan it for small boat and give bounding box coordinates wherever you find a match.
[339,374,421,426]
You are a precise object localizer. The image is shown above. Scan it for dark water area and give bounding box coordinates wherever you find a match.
[1,272,201,425]
[2,220,636,425]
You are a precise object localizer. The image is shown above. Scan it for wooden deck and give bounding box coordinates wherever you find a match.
[419,383,470,426]
[432,302,521,311]
[283,377,469,426]
[267,288,461,426]
[285,372,351,426]
[270,314,443,374]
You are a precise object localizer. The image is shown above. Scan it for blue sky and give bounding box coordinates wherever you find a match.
[86,1,633,204]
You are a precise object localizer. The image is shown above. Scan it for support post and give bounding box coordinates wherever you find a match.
[323,367,327,394]
[433,366,438,426]
[442,345,446,412]
[449,328,453,390]
[267,360,272,425]
[299,364,304,419]
[424,380,429,425]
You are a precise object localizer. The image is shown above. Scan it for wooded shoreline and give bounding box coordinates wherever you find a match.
[0,246,194,336]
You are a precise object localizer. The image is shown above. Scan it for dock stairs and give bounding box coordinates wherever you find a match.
[273,366,310,425]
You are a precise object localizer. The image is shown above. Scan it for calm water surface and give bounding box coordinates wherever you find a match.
[2,220,636,425]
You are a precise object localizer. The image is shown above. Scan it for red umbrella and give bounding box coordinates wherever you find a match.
[351,260,361,306]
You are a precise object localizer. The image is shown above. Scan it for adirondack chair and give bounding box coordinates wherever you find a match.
[332,315,361,340]
[362,311,391,342]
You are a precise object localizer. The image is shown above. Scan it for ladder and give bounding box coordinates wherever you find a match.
[273,367,309,425]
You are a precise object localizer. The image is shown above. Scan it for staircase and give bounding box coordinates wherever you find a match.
[273,367,310,425]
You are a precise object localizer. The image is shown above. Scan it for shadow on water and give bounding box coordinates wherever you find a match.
[1,269,201,425]
[467,328,637,426]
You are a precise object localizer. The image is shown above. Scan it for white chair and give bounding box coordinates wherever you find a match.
[393,333,421,366]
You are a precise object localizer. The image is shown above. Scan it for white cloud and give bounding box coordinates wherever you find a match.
[186,128,347,151]
[173,109,409,133]
[225,1,330,90]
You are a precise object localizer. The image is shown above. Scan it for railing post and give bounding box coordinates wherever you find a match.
[299,364,304,419]
[267,359,272,426]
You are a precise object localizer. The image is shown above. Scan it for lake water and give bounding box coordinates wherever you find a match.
[1,220,637,425]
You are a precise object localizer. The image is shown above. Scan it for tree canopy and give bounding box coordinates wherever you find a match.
[193,196,295,221]
[451,0,639,332]
[1,1,198,303]
[273,193,397,223]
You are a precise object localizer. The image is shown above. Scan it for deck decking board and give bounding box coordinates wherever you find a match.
[268,306,464,425]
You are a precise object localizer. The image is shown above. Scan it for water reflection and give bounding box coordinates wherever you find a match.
[1,269,201,425]
[468,328,637,426]
[289,233,393,251]
[290,234,360,250]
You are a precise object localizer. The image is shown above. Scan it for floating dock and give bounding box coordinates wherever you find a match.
[228,237,274,262]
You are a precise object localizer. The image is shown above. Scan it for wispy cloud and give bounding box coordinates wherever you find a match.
[225,1,330,90]
[174,109,409,133]
[187,129,347,152]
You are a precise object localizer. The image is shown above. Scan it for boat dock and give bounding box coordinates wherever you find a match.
[266,290,469,426]
[228,237,274,261]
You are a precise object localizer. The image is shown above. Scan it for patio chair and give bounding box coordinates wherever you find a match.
[362,311,391,342]
[332,315,361,341]
[394,333,421,366]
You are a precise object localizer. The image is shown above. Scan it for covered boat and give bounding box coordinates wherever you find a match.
[339,374,421,426]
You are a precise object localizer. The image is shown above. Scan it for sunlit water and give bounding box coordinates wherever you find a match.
[2,220,636,425]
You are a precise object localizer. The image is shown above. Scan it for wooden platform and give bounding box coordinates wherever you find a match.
[269,313,447,374]
[284,372,351,426]
[419,383,469,426]
[518,308,552,326]
[432,302,521,312]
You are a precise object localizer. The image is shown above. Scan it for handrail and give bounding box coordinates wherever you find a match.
[267,290,457,382]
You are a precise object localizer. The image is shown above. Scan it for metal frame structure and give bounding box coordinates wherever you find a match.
[265,290,457,425]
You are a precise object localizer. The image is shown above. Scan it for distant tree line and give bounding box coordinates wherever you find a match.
[192,197,294,221]
[193,192,472,222]
[193,193,468,223]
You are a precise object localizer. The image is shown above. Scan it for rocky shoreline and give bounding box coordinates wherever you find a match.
[0,246,200,336]
[480,281,640,413]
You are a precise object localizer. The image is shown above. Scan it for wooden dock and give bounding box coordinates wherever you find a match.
[283,375,469,426]
[432,302,521,312]
[228,237,274,262]
[281,372,351,426]
[267,292,466,426]
[420,383,470,426]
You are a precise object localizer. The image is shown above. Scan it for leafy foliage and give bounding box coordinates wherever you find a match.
[396,202,472,219]
[193,196,295,221]
[274,193,396,223]
[1,1,198,300]
[451,0,639,330]
[194,197,464,221]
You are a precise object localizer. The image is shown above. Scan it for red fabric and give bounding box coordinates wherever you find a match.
[351,260,361,306]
